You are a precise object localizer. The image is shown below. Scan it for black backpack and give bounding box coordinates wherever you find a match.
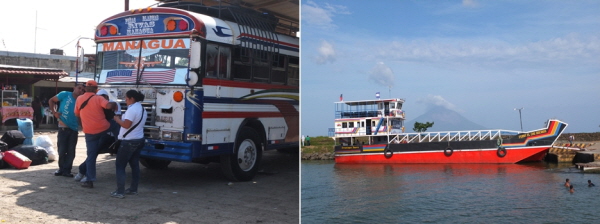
[1,130,26,149]
[81,95,116,120]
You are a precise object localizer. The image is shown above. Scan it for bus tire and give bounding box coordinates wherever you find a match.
[384,148,393,159]
[221,127,262,181]
[444,147,453,157]
[497,147,507,158]
[140,158,171,169]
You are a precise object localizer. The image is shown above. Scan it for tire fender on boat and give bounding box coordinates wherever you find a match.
[444,147,453,156]
[497,147,507,158]
[384,148,393,159]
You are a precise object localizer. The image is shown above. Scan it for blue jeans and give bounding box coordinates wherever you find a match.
[115,138,144,194]
[57,127,78,174]
[81,131,107,182]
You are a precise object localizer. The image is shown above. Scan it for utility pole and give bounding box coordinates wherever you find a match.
[514,107,524,132]
[34,11,37,53]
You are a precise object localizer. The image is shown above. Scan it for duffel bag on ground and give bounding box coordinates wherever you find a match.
[11,145,48,165]
[1,130,26,149]
[0,140,8,152]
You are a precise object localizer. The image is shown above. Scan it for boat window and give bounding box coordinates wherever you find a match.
[361,121,365,127]
[342,122,348,128]
[349,122,354,128]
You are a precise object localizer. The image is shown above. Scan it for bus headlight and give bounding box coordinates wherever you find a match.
[186,134,202,141]
[162,130,182,141]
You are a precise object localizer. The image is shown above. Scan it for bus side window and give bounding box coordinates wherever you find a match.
[271,54,286,84]
[287,56,299,86]
[206,44,218,77]
[219,46,231,79]
[253,50,270,83]
[232,47,251,80]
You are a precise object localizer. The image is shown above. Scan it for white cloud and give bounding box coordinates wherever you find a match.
[417,95,459,111]
[375,34,600,67]
[368,62,394,87]
[462,0,478,8]
[315,40,336,64]
[301,1,350,29]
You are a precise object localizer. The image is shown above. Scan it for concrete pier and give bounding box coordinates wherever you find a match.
[545,142,599,163]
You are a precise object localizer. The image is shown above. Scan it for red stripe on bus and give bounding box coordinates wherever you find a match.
[238,33,299,48]
[202,112,283,118]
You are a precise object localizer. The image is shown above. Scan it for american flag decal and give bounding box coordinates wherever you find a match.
[106,69,176,84]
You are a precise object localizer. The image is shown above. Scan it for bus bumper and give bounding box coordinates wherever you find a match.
[142,139,194,162]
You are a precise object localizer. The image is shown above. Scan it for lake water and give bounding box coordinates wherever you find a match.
[301,160,600,223]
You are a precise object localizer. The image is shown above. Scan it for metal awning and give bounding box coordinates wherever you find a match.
[0,64,68,84]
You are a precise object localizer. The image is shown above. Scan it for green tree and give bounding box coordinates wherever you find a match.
[413,121,434,133]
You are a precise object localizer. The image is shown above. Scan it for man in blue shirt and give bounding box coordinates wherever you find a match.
[48,83,85,177]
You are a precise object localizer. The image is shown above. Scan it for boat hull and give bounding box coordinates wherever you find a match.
[334,119,567,164]
[335,145,551,164]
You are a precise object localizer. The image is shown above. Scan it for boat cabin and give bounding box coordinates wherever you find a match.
[333,98,406,145]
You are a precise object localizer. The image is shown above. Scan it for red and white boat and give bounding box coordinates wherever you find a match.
[333,98,568,164]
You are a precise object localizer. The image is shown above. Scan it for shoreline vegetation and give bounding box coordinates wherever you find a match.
[301,132,600,160]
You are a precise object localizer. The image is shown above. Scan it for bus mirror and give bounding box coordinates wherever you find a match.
[190,41,201,69]
[186,71,198,86]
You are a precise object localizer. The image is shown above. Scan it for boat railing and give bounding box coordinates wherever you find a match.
[389,130,520,144]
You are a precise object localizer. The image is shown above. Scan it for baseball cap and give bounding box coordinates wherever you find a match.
[96,89,109,96]
[85,80,98,87]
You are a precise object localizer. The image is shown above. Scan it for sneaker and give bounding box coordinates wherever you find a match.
[80,176,87,183]
[124,189,138,195]
[111,191,124,199]
[54,170,62,176]
[81,181,94,188]
[74,173,84,181]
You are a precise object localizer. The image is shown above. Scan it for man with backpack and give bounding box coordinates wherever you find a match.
[74,80,117,188]
[74,88,122,183]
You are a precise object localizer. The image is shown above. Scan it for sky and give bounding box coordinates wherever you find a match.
[0,0,158,57]
[301,0,600,136]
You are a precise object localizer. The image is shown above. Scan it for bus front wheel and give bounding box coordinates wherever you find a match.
[140,158,171,169]
[221,127,262,181]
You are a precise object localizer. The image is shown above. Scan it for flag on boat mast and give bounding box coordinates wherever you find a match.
[340,94,343,102]
[376,92,380,99]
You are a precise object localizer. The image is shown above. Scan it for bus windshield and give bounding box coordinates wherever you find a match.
[101,49,189,70]
[96,38,192,85]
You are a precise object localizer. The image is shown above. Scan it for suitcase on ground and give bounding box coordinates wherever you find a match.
[1,130,26,149]
[2,150,32,169]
